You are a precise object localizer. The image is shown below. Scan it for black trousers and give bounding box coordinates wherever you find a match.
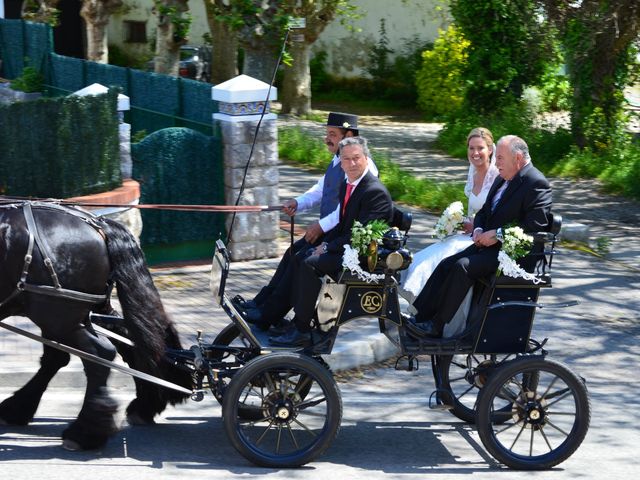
[292,251,343,332]
[413,243,500,331]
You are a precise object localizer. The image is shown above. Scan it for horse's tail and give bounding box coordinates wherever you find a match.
[100,217,191,413]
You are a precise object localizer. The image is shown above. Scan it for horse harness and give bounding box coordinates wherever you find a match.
[0,201,110,309]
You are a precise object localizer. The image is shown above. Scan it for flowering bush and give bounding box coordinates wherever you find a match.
[434,201,465,239]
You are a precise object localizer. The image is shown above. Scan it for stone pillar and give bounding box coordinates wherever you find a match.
[212,74,279,261]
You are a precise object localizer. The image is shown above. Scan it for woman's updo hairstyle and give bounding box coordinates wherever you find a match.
[466,127,494,150]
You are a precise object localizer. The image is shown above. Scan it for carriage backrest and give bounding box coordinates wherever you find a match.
[392,206,412,233]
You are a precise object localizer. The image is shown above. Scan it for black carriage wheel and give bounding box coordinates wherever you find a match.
[209,323,266,421]
[222,352,342,468]
[476,356,590,470]
[439,353,521,424]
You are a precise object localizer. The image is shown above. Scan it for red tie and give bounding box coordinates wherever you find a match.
[342,183,355,215]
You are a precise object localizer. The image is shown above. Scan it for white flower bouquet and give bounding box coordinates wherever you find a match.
[342,219,389,283]
[434,201,465,240]
[497,226,541,282]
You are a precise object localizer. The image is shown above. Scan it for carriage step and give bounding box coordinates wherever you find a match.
[428,390,453,410]
[394,355,418,371]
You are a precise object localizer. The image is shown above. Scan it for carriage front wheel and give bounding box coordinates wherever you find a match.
[476,356,590,470]
[222,352,342,467]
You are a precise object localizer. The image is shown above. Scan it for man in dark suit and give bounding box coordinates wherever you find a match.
[233,112,378,317]
[406,135,552,338]
[269,136,394,346]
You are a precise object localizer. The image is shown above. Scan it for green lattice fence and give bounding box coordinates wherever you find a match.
[132,128,225,263]
[0,19,52,78]
[0,90,120,197]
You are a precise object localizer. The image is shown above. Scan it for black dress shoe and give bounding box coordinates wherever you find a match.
[268,319,293,336]
[269,327,311,347]
[404,318,442,338]
[242,307,270,331]
[231,295,259,310]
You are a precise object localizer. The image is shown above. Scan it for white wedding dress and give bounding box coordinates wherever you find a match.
[401,162,499,336]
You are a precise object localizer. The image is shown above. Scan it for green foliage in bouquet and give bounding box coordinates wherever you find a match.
[350,219,390,255]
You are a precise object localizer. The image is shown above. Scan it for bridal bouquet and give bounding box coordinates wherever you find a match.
[434,201,465,240]
[342,219,389,283]
[497,226,541,282]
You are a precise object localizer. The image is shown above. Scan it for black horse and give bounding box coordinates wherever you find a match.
[0,201,192,450]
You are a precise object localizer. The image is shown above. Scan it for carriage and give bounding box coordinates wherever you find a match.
[0,201,590,470]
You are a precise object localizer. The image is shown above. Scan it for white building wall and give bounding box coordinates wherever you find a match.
[107,0,211,53]
[107,0,444,77]
[315,0,445,77]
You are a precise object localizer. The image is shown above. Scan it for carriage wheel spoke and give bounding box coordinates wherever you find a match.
[508,422,527,450]
[298,395,327,411]
[276,424,283,454]
[456,384,476,401]
[545,418,571,437]
[295,375,313,396]
[293,417,319,437]
[286,422,300,448]
[539,425,554,451]
[544,388,572,408]
[529,424,535,456]
[255,419,275,446]
[540,375,559,399]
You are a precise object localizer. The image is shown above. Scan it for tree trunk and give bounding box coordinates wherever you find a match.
[80,0,122,63]
[204,2,238,84]
[242,43,279,84]
[281,40,311,115]
[154,0,189,76]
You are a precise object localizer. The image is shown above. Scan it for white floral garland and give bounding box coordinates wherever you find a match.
[342,244,385,283]
[497,225,544,285]
[497,251,542,283]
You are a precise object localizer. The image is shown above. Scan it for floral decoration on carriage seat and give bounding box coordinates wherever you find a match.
[434,201,465,239]
[497,226,542,283]
[342,219,389,283]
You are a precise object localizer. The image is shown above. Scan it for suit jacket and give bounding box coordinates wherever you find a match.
[474,163,552,234]
[324,171,394,254]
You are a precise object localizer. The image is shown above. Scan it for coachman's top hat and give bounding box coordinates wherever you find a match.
[326,112,359,135]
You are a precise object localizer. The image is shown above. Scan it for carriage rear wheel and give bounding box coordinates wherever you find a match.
[439,353,531,423]
[222,352,342,468]
[476,356,590,470]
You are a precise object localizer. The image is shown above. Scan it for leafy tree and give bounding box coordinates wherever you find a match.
[204,0,239,84]
[152,0,191,76]
[540,0,640,149]
[22,0,122,63]
[449,0,557,112]
[80,0,123,63]
[208,1,359,115]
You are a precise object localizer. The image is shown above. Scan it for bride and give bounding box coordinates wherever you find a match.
[401,127,499,305]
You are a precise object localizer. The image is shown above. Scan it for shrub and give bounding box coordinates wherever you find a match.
[437,103,572,173]
[279,127,464,212]
[10,65,44,93]
[415,26,469,118]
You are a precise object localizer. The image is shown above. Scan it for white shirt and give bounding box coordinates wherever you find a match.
[295,155,379,232]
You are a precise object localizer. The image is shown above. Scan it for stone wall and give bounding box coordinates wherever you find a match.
[218,119,279,260]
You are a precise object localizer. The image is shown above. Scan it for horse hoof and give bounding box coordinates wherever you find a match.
[62,439,83,451]
[126,412,155,426]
